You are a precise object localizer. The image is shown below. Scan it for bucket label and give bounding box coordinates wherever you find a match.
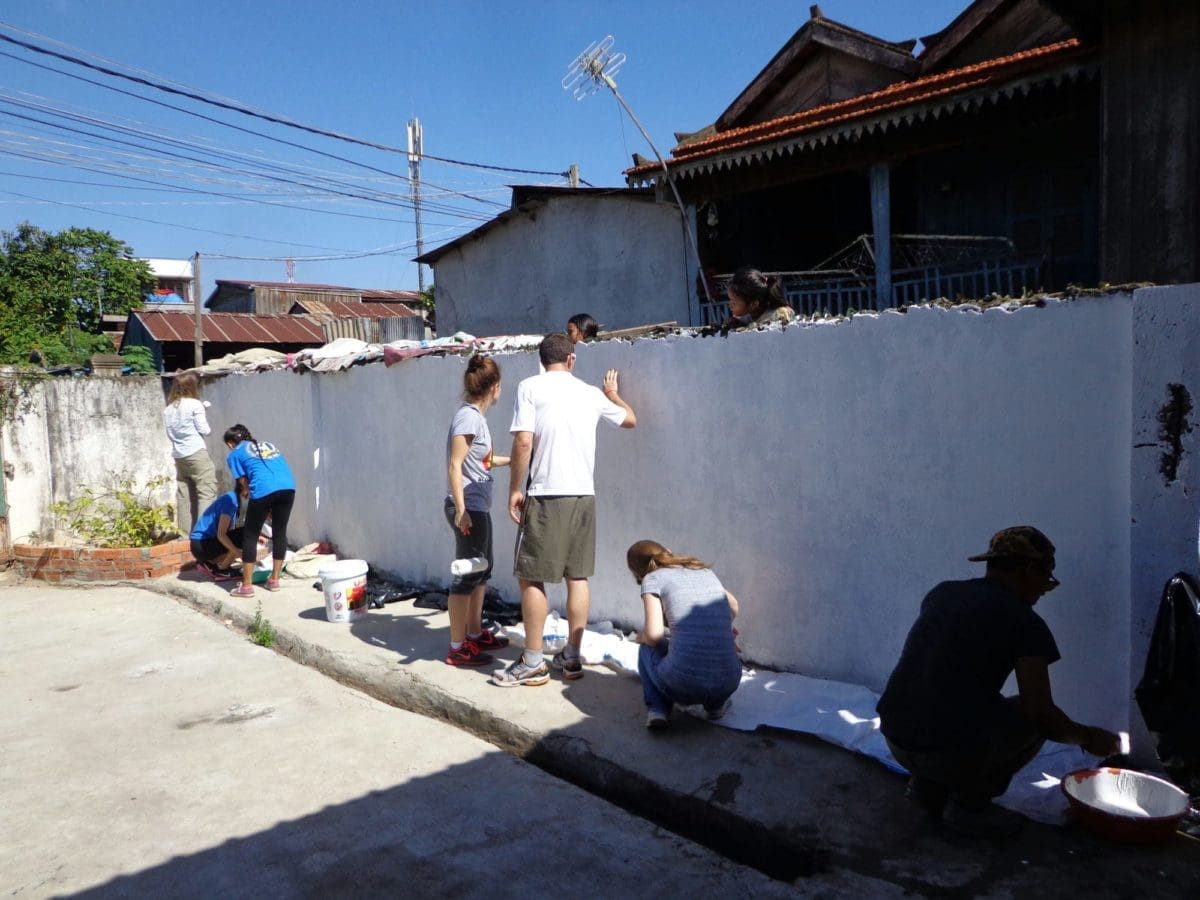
[347,578,367,612]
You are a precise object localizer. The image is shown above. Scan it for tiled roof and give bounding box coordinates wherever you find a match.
[131,310,325,344]
[293,300,418,319]
[627,38,1087,180]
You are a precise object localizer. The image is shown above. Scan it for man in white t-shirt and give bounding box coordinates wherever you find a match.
[492,333,637,686]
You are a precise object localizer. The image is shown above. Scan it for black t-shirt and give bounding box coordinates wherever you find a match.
[877,577,1061,752]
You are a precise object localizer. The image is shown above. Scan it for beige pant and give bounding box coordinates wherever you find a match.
[175,449,217,535]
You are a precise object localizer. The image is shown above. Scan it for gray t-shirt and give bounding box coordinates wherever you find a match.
[641,566,742,693]
[446,403,494,511]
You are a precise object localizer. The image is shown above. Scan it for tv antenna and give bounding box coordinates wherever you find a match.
[563,36,712,306]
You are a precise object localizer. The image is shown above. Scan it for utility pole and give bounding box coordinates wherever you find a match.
[192,251,203,369]
[568,163,580,187]
[407,118,426,292]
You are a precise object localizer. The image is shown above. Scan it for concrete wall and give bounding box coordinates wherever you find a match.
[193,286,1200,737]
[2,376,172,543]
[10,286,1198,746]
[431,195,691,337]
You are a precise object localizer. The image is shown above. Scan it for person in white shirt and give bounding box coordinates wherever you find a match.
[493,333,637,686]
[162,372,217,534]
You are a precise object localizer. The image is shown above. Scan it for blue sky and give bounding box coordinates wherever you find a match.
[0,1,967,298]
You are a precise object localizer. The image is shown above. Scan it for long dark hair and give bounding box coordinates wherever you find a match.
[567,313,598,341]
[728,267,786,318]
[223,423,254,446]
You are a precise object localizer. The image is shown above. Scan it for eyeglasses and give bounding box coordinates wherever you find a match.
[1028,562,1060,591]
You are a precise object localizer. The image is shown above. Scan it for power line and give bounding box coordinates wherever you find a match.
[0,186,400,252]
[0,24,567,183]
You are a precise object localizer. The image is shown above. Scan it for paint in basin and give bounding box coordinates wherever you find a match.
[1060,768,1191,843]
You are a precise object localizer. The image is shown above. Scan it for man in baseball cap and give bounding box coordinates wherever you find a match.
[877,526,1120,838]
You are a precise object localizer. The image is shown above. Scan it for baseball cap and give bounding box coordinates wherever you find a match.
[967,526,1056,567]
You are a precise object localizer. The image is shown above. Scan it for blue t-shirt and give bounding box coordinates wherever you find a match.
[226,440,296,499]
[191,491,239,542]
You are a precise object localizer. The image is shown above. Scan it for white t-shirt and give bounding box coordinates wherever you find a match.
[162,398,211,459]
[509,370,626,496]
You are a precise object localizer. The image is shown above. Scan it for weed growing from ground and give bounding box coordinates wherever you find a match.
[248,602,275,648]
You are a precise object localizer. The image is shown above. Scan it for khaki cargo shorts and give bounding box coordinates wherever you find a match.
[513,495,596,583]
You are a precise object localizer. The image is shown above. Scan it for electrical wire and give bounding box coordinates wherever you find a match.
[0,186,408,252]
[0,25,567,183]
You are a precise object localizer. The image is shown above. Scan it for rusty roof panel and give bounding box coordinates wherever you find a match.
[133,311,325,344]
[295,299,418,319]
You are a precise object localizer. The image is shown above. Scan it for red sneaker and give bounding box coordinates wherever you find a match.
[445,640,494,667]
[469,629,510,651]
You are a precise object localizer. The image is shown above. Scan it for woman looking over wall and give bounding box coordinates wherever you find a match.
[163,372,217,534]
[722,267,796,330]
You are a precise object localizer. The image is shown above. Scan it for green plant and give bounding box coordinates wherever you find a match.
[49,473,176,547]
[119,344,157,374]
[248,602,275,648]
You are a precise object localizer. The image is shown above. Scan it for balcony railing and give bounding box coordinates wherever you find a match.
[706,236,1042,324]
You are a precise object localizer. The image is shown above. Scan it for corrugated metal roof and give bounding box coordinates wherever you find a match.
[291,300,418,319]
[362,289,423,302]
[215,279,359,291]
[132,310,325,344]
[626,38,1089,183]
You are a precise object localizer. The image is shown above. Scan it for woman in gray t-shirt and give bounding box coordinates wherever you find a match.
[627,540,742,730]
[443,356,510,667]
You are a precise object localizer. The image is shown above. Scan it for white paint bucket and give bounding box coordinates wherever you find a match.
[318,559,369,623]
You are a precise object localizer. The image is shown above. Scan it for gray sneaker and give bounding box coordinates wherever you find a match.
[550,649,584,680]
[490,657,550,687]
[646,710,670,730]
[705,698,732,721]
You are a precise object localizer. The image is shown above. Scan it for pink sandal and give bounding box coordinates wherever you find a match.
[230,584,255,598]
[265,578,281,592]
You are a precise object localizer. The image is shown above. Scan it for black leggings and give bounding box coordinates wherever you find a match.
[243,489,295,563]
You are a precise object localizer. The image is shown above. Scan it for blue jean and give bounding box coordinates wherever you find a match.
[638,641,734,716]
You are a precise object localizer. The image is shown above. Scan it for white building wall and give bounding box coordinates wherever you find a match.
[10,287,1200,747]
[432,196,690,337]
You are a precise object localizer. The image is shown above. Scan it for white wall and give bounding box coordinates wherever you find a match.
[12,287,1199,744]
[432,195,691,337]
[2,376,172,542]
[195,290,1200,735]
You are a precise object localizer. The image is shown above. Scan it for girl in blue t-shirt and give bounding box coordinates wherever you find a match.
[626,539,742,730]
[223,423,295,597]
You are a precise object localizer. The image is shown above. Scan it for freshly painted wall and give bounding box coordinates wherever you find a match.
[429,194,691,337]
[8,287,1198,749]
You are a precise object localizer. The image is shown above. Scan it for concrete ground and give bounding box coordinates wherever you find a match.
[4,570,1199,898]
[0,581,797,899]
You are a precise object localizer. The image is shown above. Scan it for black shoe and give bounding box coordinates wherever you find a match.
[904,777,949,818]
[943,800,1025,838]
